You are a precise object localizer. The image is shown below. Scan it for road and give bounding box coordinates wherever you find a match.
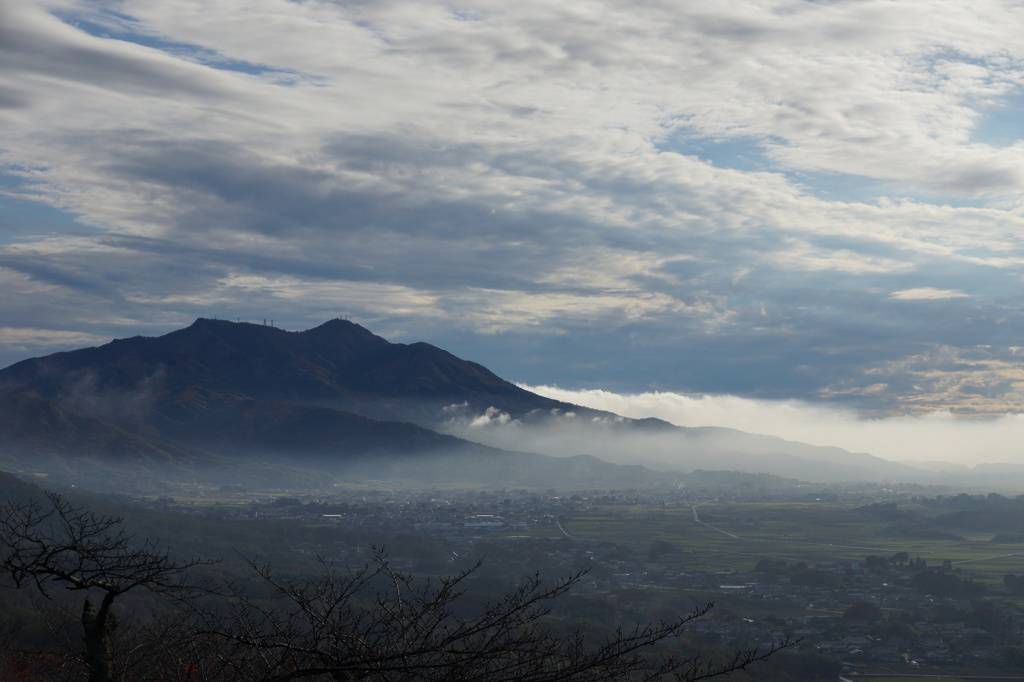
[691,504,742,539]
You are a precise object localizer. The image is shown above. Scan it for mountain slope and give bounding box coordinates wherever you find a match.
[0,384,665,489]
[137,385,497,460]
[0,386,201,466]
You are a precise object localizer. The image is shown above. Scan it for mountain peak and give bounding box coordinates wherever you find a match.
[183,317,387,345]
[0,318,567,421]
[303,317,390,345]
[185,317,284,333]
[309,317,364,331]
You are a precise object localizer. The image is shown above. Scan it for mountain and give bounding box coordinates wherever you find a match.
[0,320,665,488]
[0,317,936,487]
[0,318,578,425]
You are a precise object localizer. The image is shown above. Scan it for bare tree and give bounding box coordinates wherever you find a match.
[195,549,789,682]
[0,495,790,682]
[0,493,213,682]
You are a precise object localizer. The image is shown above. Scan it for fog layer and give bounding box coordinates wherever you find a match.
[519,385,1024,467]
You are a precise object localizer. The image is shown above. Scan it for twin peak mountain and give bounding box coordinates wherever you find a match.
[0,318,917,489]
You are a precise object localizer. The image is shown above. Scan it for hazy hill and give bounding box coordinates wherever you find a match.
[669,425,926,482]
[136,385,494,460]
[0,386,202,467]
[0,468,49,504]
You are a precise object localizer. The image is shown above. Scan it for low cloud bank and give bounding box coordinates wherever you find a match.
[441,402,632,463]
[439,399,915,482]
[518,385,1024,467]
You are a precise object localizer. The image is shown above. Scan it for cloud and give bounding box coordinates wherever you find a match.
[891,287,970,300]
[820,345,1024,416]
[0,326,109,351]
[518,383,1024,467]
[1,0,1024,419]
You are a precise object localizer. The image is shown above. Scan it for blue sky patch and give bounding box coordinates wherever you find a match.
[971,91,1024,148]
[658,134,775,173]
[53,9,299,80]
[0,174,83,243]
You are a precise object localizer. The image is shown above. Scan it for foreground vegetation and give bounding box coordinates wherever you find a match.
[0,481,794,681]
[7,472,1024,680]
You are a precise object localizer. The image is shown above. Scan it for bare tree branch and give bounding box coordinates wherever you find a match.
[194,548,792,682]
[0,493,216,682]
[1,496,791,682]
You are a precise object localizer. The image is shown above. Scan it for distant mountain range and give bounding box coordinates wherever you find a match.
[0,318,1007,490]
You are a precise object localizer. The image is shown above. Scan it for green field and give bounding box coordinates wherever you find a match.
[561,501,1024,582]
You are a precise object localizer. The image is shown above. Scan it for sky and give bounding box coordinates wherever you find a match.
[2,0,1024,464]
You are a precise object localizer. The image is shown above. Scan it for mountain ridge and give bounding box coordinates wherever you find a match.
[0,318,582,424]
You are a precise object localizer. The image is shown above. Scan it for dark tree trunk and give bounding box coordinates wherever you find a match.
[82,596,115,682]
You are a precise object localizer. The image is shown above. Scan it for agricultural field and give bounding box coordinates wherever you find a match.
[562,500,1024,584]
